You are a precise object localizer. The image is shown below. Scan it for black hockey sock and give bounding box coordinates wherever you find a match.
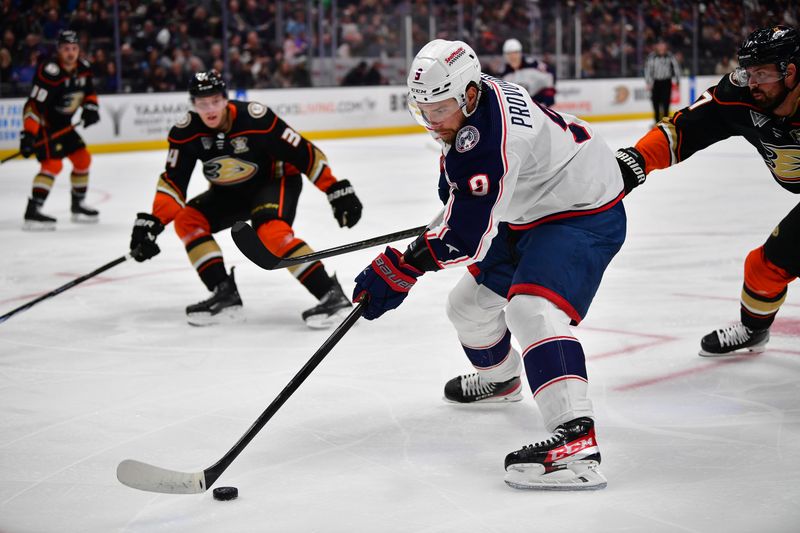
[298,262,334,300]
[199,262,228,292]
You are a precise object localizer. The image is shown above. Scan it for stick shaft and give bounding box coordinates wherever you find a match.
[232,221,427,270]
[203,300,365,486]
[1,124,78,164]
[0,254,129,324]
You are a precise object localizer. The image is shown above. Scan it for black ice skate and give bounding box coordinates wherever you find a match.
[186,268,243,326]
[699,322,769,357]
[71,195,99,223]
[443,373,522,403]
[23,198,56,231]
[301,274,352,329]
[504,417,607,491]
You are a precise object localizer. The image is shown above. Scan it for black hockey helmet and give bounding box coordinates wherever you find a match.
[58,30,79,46]
[737,26,800,72]
[189,70,227,100]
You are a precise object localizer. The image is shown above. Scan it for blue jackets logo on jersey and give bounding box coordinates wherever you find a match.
[455,125,480,153]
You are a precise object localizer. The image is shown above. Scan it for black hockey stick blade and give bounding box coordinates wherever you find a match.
[231,220,428,270]
[0,253,130,325]
[117,298,367,494]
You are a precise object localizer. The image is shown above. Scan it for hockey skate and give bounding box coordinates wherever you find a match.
[504,417,607,491]
[186,268,243,326]
[444,373,522,403]
[301,275,352,329]
[23,198,56,231]
[699,322,769,356]
[71,195,99,223]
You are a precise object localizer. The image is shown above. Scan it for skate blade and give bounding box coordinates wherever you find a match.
[303,307,352,330]
[71,213,99,224]
[187,306,244,327]
[698,343,768,357]
[504,460,607,491]
[22,220,56,231]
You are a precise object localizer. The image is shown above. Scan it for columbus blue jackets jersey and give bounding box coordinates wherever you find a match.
[415,75,624,270]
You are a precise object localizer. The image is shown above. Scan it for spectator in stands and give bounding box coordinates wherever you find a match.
[271,60,295,88]
[0,48,12,93]
[364,61,385,86]
[341,61,368,86]
[42,8,65,40]
[500,38,556,107]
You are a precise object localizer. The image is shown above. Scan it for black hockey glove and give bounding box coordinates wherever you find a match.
[615,147,647,195]
[19,131,35,158]
[81,102,100,127]
[130,212,165,262]
[326,179,362,228]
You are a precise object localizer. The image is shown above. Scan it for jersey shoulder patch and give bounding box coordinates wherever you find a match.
[713,73,752,104]
[79,58,92,70]
[247,101,268,118]
[43,62,61,78]
[454,125,480,153]
[174,112,193,129]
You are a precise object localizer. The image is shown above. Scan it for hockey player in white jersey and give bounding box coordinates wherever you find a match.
[352,39,626,490]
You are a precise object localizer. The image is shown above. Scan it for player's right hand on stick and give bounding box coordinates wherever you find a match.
[352,247,422,320]
[130,212,164,262]
[19,131,35,158]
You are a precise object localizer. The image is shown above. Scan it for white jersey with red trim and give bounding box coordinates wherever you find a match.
[423,75,624,269]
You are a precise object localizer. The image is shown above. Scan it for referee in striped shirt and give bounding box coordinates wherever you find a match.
[644,40,681,123]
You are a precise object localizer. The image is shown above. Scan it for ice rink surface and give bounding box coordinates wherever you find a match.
[1,119,798,532]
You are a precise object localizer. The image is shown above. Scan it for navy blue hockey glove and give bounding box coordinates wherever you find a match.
[352,246,422,320]
[326,179,362,228]
[130,212,164,262]
[81,102,100,127]
[19,131,35,158]
[615,147,647,195]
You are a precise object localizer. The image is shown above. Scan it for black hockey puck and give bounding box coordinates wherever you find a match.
[212,486,238,501]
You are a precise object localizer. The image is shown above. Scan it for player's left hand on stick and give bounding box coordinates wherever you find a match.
[352,246,422,320]
[326,179,362,228]
[130,212,164,262]
[19,131,35,158]
[81,102,100,127]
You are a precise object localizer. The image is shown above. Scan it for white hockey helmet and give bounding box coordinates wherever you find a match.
[503,38,523,54]
[407,39,482,112]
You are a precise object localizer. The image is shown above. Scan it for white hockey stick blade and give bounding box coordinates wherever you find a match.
[117,459,207,494]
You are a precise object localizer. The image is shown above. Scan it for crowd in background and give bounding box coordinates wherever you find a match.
[1,0,798,96]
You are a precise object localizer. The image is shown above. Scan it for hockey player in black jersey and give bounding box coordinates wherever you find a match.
[129,70,363,327]
[616,26,800,355]
[20,30,100,230]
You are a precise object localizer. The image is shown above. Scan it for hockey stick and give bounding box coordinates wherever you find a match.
[1,123,80,164]
[0,253,130,324]
[231,220,428,270]
[117,298,366,494]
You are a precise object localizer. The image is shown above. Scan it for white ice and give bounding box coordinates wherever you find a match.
[1,120,798,533]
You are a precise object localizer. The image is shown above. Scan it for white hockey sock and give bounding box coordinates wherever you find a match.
[505,295,594,432]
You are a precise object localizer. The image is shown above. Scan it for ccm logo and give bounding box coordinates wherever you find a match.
[546,437,595,462]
